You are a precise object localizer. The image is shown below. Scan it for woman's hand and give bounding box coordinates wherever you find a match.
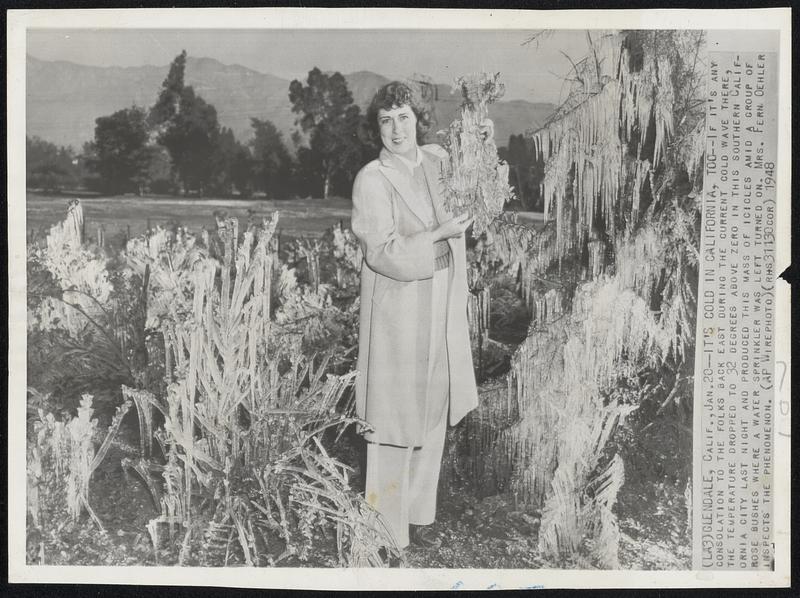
[479,118,495,143]
[433,212,473,241]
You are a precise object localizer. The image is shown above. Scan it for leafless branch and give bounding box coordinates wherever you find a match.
[559,50,585,90]
[522,30,554,48]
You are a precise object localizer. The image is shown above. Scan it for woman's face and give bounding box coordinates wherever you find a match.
[377,104,418,160]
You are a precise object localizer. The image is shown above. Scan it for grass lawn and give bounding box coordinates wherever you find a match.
[25,193,354,242]
[26,193,546,245]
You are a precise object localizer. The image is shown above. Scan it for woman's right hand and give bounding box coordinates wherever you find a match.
[433,212,473,241]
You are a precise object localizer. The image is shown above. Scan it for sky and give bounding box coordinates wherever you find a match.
[26,29,593,105]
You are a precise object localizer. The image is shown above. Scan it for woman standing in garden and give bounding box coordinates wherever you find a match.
[351,82,491,550]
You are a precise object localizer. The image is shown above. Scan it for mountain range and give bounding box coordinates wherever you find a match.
[26,55,554,152]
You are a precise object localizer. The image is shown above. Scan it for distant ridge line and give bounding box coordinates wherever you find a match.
[26,54,556,151]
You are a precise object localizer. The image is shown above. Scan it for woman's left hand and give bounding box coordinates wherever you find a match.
[479,118,495,143]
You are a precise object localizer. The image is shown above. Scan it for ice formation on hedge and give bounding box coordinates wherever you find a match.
[467,31,705,565]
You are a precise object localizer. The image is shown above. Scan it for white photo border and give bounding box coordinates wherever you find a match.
[7,7,792,590]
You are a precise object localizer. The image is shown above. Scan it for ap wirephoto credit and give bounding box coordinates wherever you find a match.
[6,8,791,591]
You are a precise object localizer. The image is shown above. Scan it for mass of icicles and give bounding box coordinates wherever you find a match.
[486,216,556,273]
[440,72,515,235]
[631,159,651,223]
[612,199,700,363]
[467,286,491,347]
[526,287,565,329]
[587,237,606,280]
[497,274,668,566]
[619,48,675,167]
[532,32,678,264]
[439,378,518,500]
[534,81,625,254]
[457,31,704,566]
[676,118,707,183]
[487,203,698,564]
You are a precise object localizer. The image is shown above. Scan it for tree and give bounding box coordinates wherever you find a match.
[149,50,187,130]
[289,68,369,198]
[145,145,177,195]
[249,118,292,198]
[88,106,151,194]
[150,52,222,195]
[210,127,253,197]
[26,136,80,192]
[506,134,529,208]
[503,134,544,212]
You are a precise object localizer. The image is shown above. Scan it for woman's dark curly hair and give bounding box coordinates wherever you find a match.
[365,81,434,145]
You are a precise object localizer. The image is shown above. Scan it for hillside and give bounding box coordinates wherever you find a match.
[26,55,554,152]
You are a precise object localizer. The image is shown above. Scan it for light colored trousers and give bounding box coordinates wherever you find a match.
[365,266,450,548]
[365,408,448,548]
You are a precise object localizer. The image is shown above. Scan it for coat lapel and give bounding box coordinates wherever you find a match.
[377,149,434,226]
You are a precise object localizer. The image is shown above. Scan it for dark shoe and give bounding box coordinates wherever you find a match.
[409,525,441,549]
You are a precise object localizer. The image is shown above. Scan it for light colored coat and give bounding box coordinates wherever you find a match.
[351,144,479,447]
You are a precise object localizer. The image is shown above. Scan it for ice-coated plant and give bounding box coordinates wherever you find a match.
[28,393,131,536]
[28,200,114,335]
[440,72,515,235]
[28,201,398,566]
[124,215,398,566]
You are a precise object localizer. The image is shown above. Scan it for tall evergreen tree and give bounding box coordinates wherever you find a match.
[149,49,187,130]
[289,68,368,198]
[150,51,222,195]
